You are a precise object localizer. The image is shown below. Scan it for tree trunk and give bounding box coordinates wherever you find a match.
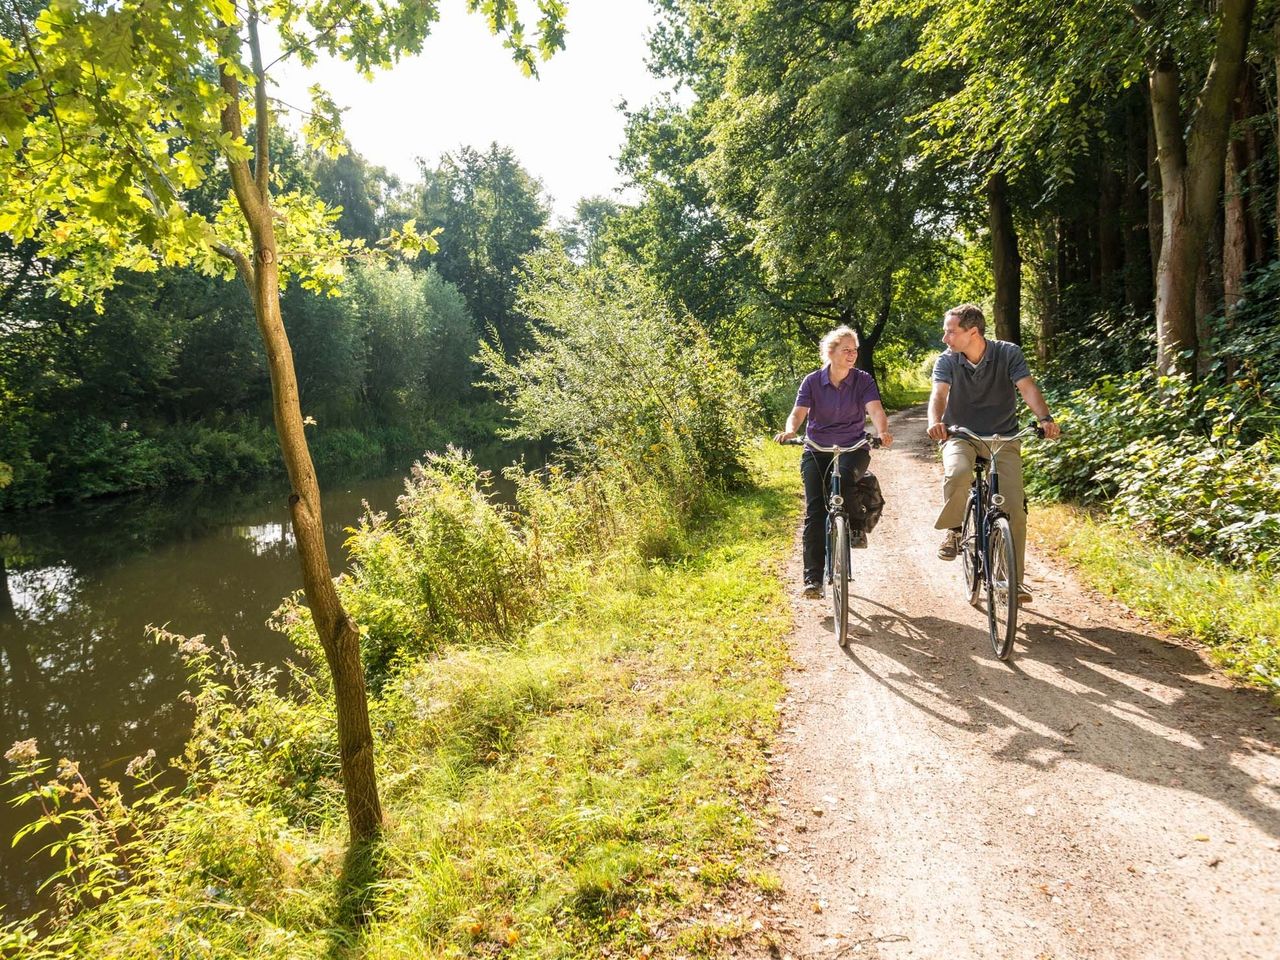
[1125,90,1154,314]
[855,267,896,384]
[219,19,383,845]
[1223,139,1248,322]
[1149,0,1257,376]
[1196,209,1224,379]
[988,170,1022,344]
[1146,97,1163,299]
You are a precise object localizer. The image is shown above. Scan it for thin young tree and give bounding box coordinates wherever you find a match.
[0,0,566,845]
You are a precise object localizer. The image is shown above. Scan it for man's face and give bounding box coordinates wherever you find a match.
[942,315,979,352]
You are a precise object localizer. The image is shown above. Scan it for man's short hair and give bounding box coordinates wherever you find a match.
[946,303,985,335]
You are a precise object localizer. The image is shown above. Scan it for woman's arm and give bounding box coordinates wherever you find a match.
[774,404,809,443]
[866,400,894,447]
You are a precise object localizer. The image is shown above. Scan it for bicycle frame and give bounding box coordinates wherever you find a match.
[801,436,878,583]
[948,424,1041,659]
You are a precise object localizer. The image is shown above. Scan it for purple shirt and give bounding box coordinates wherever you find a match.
[796,366,882,445]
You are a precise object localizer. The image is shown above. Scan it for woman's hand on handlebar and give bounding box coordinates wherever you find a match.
[878,430,894,448]
[773,429,797,444]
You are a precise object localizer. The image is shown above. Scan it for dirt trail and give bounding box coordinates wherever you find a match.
[734,405,1280,960]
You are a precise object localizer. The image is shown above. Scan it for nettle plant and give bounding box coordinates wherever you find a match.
[0,0,565,847]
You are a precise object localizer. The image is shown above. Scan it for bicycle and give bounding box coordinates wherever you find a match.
[786,435,882,648]
[947,423,1043,661]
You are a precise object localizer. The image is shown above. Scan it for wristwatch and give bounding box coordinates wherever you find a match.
[1038,415,1054,423]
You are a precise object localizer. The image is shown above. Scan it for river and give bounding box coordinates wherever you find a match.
[0,454,517,922]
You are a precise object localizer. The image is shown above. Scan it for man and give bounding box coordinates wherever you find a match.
[925,303,1060,602]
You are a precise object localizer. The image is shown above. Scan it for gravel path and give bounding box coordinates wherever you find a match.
[733,404,1280,960]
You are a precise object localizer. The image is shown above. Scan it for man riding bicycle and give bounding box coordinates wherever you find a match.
[775,325,894,599]
[926,304,1060,603]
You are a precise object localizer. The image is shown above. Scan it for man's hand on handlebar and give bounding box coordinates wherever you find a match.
[926,421,948,442]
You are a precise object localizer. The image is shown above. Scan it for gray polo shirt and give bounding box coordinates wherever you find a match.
[932,339,1031,436]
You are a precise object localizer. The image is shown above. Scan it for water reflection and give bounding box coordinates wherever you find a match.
[0,464,418,920]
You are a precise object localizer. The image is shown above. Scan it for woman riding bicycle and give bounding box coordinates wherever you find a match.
[774,326,894,599]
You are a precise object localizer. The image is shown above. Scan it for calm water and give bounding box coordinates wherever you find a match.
[0,458,490,921]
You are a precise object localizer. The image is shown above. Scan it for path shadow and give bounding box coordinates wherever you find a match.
[818,593,1280,840]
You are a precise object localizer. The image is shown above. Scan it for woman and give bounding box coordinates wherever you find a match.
[774,326,894,599]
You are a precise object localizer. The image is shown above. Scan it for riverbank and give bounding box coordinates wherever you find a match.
[1,443,799,956]
[0,401,513,512]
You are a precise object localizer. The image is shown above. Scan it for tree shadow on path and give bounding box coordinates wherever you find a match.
[822,594,1280,840]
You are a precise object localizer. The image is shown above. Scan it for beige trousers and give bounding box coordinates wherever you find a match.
[935,438,1027,583]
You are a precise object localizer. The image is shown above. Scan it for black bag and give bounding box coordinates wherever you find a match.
[848,472,886,534]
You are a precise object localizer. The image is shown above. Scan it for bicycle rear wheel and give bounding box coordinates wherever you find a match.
[986,517,1018,660]
[831,514,850,648]
[960,497,982,608]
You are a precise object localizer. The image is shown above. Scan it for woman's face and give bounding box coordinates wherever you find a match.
[827,336,858,368]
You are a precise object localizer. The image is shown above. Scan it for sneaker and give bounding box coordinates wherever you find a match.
[937,529,960,561]
[849,528,868,549]
[1017,584,1033,604]
[802,582,822,600]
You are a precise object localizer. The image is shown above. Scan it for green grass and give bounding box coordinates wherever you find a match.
[1030,503,1280,695]
[356,442,799,957]
[4,444,801,958]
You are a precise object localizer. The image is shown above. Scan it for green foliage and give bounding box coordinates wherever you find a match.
[3,442,799,957]
[338,448,545,687]
[416,144,550,351]
[478,247,754,500]
[1027,371,1280,570]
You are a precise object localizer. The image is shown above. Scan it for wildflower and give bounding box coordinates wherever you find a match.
[56,758,80,781]
[177,635,210,657]
[4,739,39,764]
[125,749,156,778]
[70,780,92,802]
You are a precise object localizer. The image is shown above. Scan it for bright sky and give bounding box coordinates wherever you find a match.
[267,0,675,221]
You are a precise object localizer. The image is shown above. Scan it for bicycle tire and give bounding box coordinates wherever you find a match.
[986,517,1018,660]
[832,514,850,648]
[960,496,982,608]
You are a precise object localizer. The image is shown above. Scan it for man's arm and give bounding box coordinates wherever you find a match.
[774,404,810,443]
[926,382,950,441]
[1014,377,1061,439]
[866,400,894,447]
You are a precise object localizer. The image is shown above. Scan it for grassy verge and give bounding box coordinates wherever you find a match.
[4,443,800,958]
[358,443,798,957]
[1029,503,1280,695]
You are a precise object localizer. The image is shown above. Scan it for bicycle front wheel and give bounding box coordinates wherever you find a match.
[986,516,1018,660]
[831,514,850,648]
[960,496,982,608]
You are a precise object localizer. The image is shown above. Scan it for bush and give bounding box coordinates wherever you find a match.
[339,447,545,687]
[1027,371,1280,570]
[478,247,754,514]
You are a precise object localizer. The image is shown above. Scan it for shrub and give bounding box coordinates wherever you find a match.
[339,447,545,687]
[1027,371,1280,570]
[477,246,754,511]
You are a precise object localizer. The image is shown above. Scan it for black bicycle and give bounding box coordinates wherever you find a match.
[948,424,1042,660]
[788,435,881,648]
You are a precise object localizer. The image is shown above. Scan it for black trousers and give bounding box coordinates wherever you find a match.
[800,447,870,585]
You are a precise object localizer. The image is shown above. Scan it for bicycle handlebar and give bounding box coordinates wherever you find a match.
[947,422,1045,443]
[782,435,883,452]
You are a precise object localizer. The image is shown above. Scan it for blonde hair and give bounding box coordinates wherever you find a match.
[820,325,859,364]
